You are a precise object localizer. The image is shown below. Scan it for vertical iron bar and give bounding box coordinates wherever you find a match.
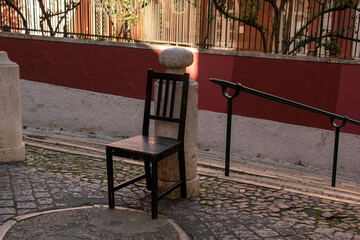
[330,117,347,187]
[64,0,67,37]
[231,0,235,48]
[354,13,360,58]
[205,0,211,47]
[0,2,3,27]
[88,0,90,36]
[325,1,332,55]
[318,2,326,57]
[16,0,20,30]
[224,0,229,48]
[331,126,340,187]
[212,1,217,46]
[259,0,265,50]
[339,8,347,57]
[218,2,222,47]
[303,0,309,54]
[237,0,241,50]
[266,0,271,53]
[293,0,300,53]
[225,97,233,176]
[247,0,251,49]
[242,0,246,49]
[8,0,11,29]
[222,86,239,176]
[300,1,309,53]
[344,8,353,58]
[309,0,317,52]
[33,0,36,32]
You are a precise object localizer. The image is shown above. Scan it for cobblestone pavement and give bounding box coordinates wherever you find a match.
[1,139,360,239]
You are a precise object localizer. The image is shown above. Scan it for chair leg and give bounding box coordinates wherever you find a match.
[144,161,152,191]
[178,149,187,198]
[151,160,158,219]
[106,147,115,209]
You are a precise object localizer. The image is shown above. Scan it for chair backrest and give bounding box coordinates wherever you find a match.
[142,69,190,142]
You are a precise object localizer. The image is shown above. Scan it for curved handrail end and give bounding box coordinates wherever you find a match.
[209,78,240,89]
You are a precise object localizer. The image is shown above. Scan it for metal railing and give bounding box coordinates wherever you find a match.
[210,78,360,187]
[201,0,360,59]
[1,0,359,58]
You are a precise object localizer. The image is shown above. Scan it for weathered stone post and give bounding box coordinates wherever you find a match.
[155,47,199,198]
[0,52,25,162]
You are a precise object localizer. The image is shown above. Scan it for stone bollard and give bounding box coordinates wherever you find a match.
[0,52,25,162]
[155,47,199,198]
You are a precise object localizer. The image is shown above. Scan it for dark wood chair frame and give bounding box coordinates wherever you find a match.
[106,69,189,219]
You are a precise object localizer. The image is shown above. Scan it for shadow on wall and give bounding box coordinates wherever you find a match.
[0,34,166,137]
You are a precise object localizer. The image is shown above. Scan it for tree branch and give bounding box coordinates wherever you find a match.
[37,0,54,36]
[54,1,82,34]
[3,0,29,33]
[211,0,268,52]
[284,1,360,53]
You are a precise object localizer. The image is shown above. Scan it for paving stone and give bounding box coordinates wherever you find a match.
[333,231,356,238]
[277,203,291,211]
[1,143,360,240]
[322,212,334,219]
[37,198,53,205]
[0,214,14,223]
[285,235,311,240]
[16,202,37,209]
[227,187,239,194]
[0,192,13,200]
[268,207,281,213]
[14,194,34,202]
[0,200,14,207]
[34,192,51,198]
[17,209,36,215]
[252,228,280,238]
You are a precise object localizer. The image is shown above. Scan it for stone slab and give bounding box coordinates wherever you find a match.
[3,206,188,240]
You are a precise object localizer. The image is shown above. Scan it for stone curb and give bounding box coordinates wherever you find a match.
[23,135,360,205]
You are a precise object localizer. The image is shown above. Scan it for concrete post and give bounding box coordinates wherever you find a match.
[0,52,25,162]
[155,47,199,198]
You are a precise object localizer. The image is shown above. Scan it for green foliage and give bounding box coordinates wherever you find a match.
[103,0,149,38]
[323,38,341,57]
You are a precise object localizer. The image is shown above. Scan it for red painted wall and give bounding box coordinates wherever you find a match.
[1,37,164,99]
[1,36,360,135]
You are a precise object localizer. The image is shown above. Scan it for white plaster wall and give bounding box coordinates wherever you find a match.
[21,80,144,138]
[198,111,360,173]
[21,80,360,174]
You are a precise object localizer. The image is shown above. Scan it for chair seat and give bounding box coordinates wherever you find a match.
[106,135,181,159]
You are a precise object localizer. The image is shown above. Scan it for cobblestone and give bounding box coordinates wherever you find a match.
[0,142,360,239]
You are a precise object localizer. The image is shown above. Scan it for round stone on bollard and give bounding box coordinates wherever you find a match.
[155,47,199,198]
[0,51,25,162]
[159,48,194,74]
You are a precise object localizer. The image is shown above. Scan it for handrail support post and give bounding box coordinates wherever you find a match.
[221,85,240,177]
[225,98,233,176]
[331,126,340,187]
[330,117,348,187]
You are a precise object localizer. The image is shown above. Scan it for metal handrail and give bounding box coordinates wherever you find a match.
[210,78,360,187]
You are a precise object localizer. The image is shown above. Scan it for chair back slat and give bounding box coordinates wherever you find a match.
[169,80,176,118]
[162,79,170,117]
[156,79,163,116]
[142,69,189,141]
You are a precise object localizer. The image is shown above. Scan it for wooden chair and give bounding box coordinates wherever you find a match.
[106,69,189,219]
